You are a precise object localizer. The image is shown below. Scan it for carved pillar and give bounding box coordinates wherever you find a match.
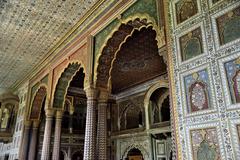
[28,121,40,160]
[41,109,54,160]
[19,121,32,160]
[97,90,109,160]
[83,87,98,160]
[52,110,63,160]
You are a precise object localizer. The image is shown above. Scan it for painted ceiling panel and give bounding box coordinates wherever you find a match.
[0,0,98,90]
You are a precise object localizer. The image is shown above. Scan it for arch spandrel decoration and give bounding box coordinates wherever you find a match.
[29,85,47,120]
[52,62,86,109]
[95,15,166,90]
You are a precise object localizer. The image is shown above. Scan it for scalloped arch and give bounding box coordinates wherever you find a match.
[95,15,165,90]
[29,85,47,120]
[52,62,85,109]
[122,145,149,159]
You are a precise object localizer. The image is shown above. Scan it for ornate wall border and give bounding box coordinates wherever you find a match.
[176,21,208,65]
[218,52,240,110]
[211,1,240,51]
[180,63,217,117]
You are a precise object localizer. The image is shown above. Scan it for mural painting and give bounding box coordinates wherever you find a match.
[179,27,203,61]
[191,128,221,160]
[217,6,240,45]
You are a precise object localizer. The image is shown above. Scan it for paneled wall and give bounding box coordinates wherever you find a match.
[168,0,240,159]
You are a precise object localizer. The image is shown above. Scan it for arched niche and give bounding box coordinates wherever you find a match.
[143,81,169,130]
[148,87,170,125]
[29,85,47,120]
[0,93,19,132]
[120,102,144,130]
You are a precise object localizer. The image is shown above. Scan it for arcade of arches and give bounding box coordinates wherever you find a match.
[0,0,240,160]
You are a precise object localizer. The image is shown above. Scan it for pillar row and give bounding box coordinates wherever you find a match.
[83,87,98,160]
[41,109,55,160]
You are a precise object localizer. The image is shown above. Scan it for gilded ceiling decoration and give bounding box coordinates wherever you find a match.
[0,0,98,90]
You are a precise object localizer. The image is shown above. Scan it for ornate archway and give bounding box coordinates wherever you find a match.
[95,16,166,90]
[29,85,47,120]
[52,62,85,109]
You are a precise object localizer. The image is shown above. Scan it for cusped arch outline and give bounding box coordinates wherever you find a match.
[29,84,48,120]
[94,14,165,90]
[52,61,86,109]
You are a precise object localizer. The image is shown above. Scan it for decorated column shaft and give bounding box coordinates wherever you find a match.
[52,110,63,160]
[83,87,98,160]
[19,121,32,160]
[97,90,109,160]
[28,120,40,160]
[41,109,54,160]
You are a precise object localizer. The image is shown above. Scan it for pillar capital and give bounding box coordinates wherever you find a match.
[85,87,99,100]
[98,89,109,103]
[55,110,63,119]
[45,108,55,118]
[24,121,32,128]
[33,120,40,129]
